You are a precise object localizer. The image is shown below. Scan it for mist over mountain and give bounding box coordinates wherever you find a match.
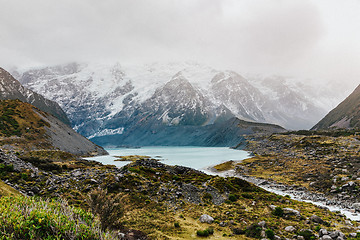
[14,62,346,145]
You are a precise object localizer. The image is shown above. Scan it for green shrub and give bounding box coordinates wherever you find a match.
[206,227,214,235]
[87,188,124,231]
[0,164,14,173]
[233,228,246,235]
[246,224,262,238]
[0,195,116,239]
[265,229,275,240]
[174,222,180,228]
[203,192,213,201]
[196,229,209,237]
[241,193,254,199]
[228,194,237,202]
[298,229,315,240]
[196,228,214,237]
[273,207,284,217]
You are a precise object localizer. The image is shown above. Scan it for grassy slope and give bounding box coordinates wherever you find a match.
[0,99,53,151]
[0,179,19,196]
[230,133,360,200]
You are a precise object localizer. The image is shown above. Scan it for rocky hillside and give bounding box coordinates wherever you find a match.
[312,84,360,130]
[0,99,106,156]
[0,148,359,239]
[0,67,70,126]
[13,62,345,146]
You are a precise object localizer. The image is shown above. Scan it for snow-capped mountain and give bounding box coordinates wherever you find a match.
[14,62,347,145]
[0,67,70,125]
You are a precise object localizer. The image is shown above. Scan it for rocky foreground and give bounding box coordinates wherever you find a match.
[1,147,360,239]
[241,131,360,207]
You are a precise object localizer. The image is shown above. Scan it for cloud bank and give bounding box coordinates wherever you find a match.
[0,0,359,89]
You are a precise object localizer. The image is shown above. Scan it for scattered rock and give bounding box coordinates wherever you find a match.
[349,233,357,238]
[321,235,332,240]
[353,203,360,212]
[219,221,227,227]
[285,226,296,232]
[258,221,266,228]
[319,229,328,236]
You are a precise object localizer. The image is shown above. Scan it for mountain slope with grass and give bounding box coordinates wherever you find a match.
[0,67,70,126]
[0,99,106,156]
[312,84,360,130]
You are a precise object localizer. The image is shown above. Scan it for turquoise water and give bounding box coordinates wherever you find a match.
[85,146,250,172]
[85,146,360,221]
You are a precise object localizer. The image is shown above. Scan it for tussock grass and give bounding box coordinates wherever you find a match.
[0,180,19,196]
[213,160,235,171]
[0,195,117,240]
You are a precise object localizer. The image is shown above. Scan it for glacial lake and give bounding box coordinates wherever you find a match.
[85,146,250,174]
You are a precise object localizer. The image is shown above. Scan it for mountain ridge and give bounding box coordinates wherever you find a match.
[312,84,360,130]
[0,99,107,156]
[0,67,70,126]
[14,62,346,146]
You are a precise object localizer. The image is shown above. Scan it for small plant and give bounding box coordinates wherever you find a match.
[174,222,180,228]
[246,224,262,238]
[196,229,209,237]
[87,188,124,231]
[203,192,213,201]
[298,229,315,240]
[0,195,116,239]
[273,207,284,217]
[233,228,246,235]
[196,228,214,237]
[265,229,275,240]
[207,227,214,235]
[314,225,321,232]
[228,194,237,202]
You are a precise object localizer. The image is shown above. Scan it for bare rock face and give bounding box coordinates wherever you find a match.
[34,109,107,156]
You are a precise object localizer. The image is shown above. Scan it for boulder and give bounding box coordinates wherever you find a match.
[199,214,214,224]
[310,215,323,223]
[283,208,301,216]
[319,229,328,237]
[285,226,296,232]
[321,235,332,240]
[349,233,357,238]
[353,203,360,212]
[258,221,266,228]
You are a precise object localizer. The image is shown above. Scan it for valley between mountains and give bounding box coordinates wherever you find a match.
[1,65,360,239]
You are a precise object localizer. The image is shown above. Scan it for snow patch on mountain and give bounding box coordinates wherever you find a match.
[14,62,348,141]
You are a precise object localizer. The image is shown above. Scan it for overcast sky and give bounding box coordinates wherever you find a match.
[0,0,359,89]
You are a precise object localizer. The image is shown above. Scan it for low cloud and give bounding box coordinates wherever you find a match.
[0,0,359,90]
